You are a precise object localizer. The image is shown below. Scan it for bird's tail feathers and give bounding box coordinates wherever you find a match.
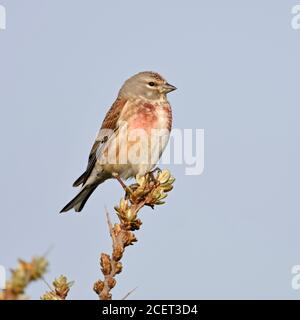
[72,171,87,187]
[60,184,97,213]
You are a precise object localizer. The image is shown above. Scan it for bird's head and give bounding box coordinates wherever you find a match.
[119,71,177,101]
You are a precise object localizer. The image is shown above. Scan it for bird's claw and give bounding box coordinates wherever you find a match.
[113,173,133,196]
[148,167,162,181]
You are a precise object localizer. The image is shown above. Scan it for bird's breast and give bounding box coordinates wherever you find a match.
[127,100,172,133]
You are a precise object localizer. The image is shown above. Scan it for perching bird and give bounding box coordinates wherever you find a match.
[60,71,176,213]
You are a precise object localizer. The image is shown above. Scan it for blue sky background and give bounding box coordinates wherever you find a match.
[1,0,300,299]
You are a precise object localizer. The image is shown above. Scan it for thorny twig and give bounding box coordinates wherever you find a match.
[93,169,175,300]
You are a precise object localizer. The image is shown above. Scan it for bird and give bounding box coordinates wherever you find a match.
[60,71,176,213]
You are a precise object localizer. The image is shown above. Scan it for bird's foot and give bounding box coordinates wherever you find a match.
[148,167,162,182]
[112,173,133,196]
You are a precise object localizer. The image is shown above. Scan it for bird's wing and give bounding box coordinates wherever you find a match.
[73,97,128,187]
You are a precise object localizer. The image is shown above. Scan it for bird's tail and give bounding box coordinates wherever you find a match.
[60,184,97,213]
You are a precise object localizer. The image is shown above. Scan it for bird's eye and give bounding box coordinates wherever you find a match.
[148,82,155,87]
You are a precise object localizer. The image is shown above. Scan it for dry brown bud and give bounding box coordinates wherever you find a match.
[122,231,137,246]
[93,280,104,294]
[112,244,124,261]
[115,262,123,274]
[107,277,116,289]
[100,253,112,275]
[53,275,73,299]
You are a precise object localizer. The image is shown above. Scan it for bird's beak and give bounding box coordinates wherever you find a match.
[162,83,177,94]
